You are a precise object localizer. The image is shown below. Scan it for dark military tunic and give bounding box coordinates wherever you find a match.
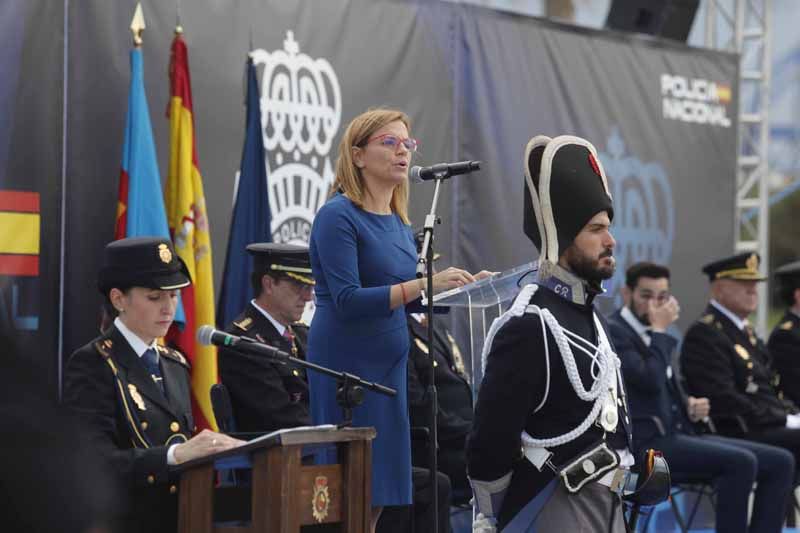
[769,311,800,407]
[407,316,473,500]
[680,304,796,435]
[218,302,311,433]
[63,325,194,533]
[467,283,632,529]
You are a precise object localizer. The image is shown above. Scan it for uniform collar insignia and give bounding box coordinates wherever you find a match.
[128,383,147,411]
[537,263,596,305]
[414,337,429,355]
[234,316,253,331]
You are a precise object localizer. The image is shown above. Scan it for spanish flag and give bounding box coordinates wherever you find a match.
[165,30,218,432]
[0,191,39,276]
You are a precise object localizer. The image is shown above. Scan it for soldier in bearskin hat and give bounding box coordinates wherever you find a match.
[467,136,635,531]
[63,237,243,533]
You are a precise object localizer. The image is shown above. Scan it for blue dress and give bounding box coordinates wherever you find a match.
[308,193,415,507]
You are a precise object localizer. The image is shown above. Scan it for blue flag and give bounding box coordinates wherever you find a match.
[118,48,185,325]
[217,57,271,328]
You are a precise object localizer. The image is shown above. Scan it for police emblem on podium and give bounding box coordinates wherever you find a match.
[312,475,330,522]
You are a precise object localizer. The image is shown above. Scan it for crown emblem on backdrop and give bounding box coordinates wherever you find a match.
[251,31,341,244]
[598,127,674,304]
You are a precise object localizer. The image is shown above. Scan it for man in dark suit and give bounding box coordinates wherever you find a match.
[64,237,241,533]
[769,260,800,406]
[218,243,314,434]
[681,252,800,472]
[610,261,793,533]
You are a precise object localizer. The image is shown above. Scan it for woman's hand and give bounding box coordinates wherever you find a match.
[172,429,245,464]
[474,270,497,281]
[431,267,476,294]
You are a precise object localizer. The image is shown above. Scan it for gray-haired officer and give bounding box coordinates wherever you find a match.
[769,260,800,406]
[681,253,800,478]
[64,237,242,533]
[218,243,314,434]
[467,135,635,531]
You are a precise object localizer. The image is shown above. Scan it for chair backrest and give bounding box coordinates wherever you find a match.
[210,383,236,433]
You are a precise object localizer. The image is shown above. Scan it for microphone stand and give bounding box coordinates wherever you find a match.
[232,339,396,427]
[416,170,447,533]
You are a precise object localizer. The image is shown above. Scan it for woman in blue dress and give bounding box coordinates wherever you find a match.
[308,108,476,530]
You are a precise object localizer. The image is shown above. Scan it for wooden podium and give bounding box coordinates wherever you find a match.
[177,426,376,533]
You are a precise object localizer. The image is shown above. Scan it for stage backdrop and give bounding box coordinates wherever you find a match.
[3,0,738,385]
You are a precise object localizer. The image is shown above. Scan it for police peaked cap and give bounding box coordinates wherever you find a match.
[523,135,614,268]
[98,236,191,294]
[247,242,315,286]
[702,252,766,282]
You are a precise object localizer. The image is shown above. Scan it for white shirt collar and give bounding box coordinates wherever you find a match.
[251,299,287,337]
[710,299,747,331]
[114,317,158,358]
[620,306,651,346]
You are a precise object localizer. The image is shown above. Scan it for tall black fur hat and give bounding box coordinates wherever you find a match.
[523,135,614,271]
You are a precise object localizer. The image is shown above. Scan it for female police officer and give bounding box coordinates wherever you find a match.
[64,237,241,533]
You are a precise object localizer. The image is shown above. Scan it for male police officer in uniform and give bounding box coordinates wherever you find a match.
[769,260,800,406]
[611,261,793,533]
[681,253,800,472]
[218,243,314,434]
[467,135,635,532]
[64,237,241,533]
[407,232,474,505]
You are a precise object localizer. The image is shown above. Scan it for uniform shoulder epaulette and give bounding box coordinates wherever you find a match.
[157,345,190,368]
[233,316,253,331]
[780,320,795,331]
[94,338,114,359]
[700,314,715,326]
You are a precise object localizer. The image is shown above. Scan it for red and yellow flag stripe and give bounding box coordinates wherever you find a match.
[0,191,40,276]
[165,32,218,432]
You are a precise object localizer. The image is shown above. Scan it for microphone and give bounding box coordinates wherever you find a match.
[410,160,481,182]
[197,325,289,361]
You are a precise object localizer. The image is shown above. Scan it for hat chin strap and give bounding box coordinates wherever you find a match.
[523,136,552,268]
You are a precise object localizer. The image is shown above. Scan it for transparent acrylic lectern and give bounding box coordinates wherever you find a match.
[431,261,537,398]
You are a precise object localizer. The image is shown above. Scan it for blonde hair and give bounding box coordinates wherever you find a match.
[331,108,412,225]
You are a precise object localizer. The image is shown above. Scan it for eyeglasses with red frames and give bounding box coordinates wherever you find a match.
[366,134,419,153]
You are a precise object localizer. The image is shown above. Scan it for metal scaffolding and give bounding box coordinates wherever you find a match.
[705,0,772,335]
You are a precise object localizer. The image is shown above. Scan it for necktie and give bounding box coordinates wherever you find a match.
[142,348,165,394]
[283,326,297,356]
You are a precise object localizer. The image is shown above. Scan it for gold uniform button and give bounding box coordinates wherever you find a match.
[169,485,177,494]
[147,475,155,485]
[140,421,148,431]
[170,422,180,433]
[292,369,300,377]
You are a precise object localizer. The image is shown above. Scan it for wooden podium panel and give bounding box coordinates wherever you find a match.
[177,426,375,533]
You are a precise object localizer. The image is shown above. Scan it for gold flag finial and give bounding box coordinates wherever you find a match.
[130,3,146,47]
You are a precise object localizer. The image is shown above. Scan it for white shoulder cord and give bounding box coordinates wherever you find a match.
[480,284,621,451]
